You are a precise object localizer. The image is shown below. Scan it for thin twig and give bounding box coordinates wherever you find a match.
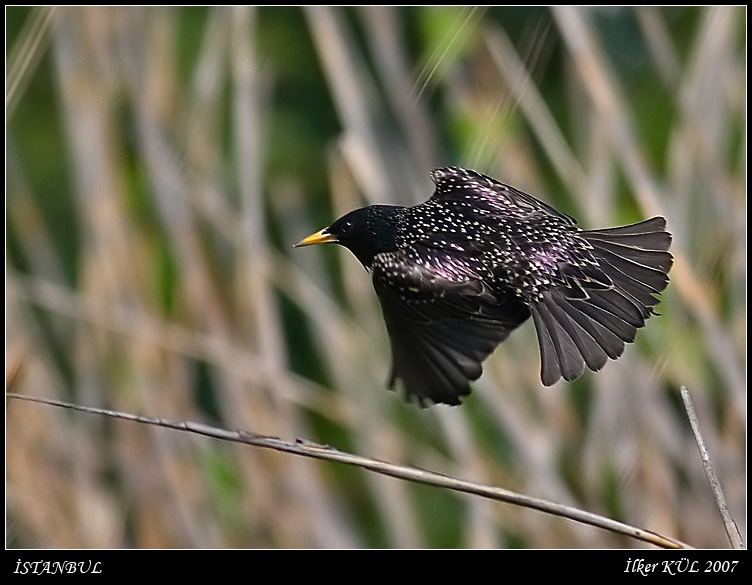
[6,6,57,113]
[7,392,692,549]
[680,386,744,549]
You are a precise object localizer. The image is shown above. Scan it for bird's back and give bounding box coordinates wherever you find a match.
[396,168,590,304]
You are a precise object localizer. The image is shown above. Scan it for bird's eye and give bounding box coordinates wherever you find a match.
[340,221,354,233]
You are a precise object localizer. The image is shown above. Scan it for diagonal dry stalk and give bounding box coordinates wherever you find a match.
[680,387,744,550]
[6,393,691,549]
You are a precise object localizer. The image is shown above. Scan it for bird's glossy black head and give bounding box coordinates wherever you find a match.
[295,205,403,268]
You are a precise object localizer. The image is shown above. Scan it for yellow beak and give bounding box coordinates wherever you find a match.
[294,229,338,247]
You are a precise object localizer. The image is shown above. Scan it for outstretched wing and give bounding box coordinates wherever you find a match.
[430,166,576,224]
[372,247,530,406]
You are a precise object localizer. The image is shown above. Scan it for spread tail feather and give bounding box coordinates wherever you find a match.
[531,217,673,385]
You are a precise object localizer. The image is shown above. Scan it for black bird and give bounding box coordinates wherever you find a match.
[296,167,672,406]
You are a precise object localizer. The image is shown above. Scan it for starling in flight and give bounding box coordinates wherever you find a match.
[296,167,672,406]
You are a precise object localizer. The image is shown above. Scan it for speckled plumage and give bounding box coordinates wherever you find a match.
[296,167,673,406]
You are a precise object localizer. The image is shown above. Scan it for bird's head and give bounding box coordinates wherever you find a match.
[295,205,402,268]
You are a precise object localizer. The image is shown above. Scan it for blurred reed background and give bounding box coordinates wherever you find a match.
[6,6,745,548]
